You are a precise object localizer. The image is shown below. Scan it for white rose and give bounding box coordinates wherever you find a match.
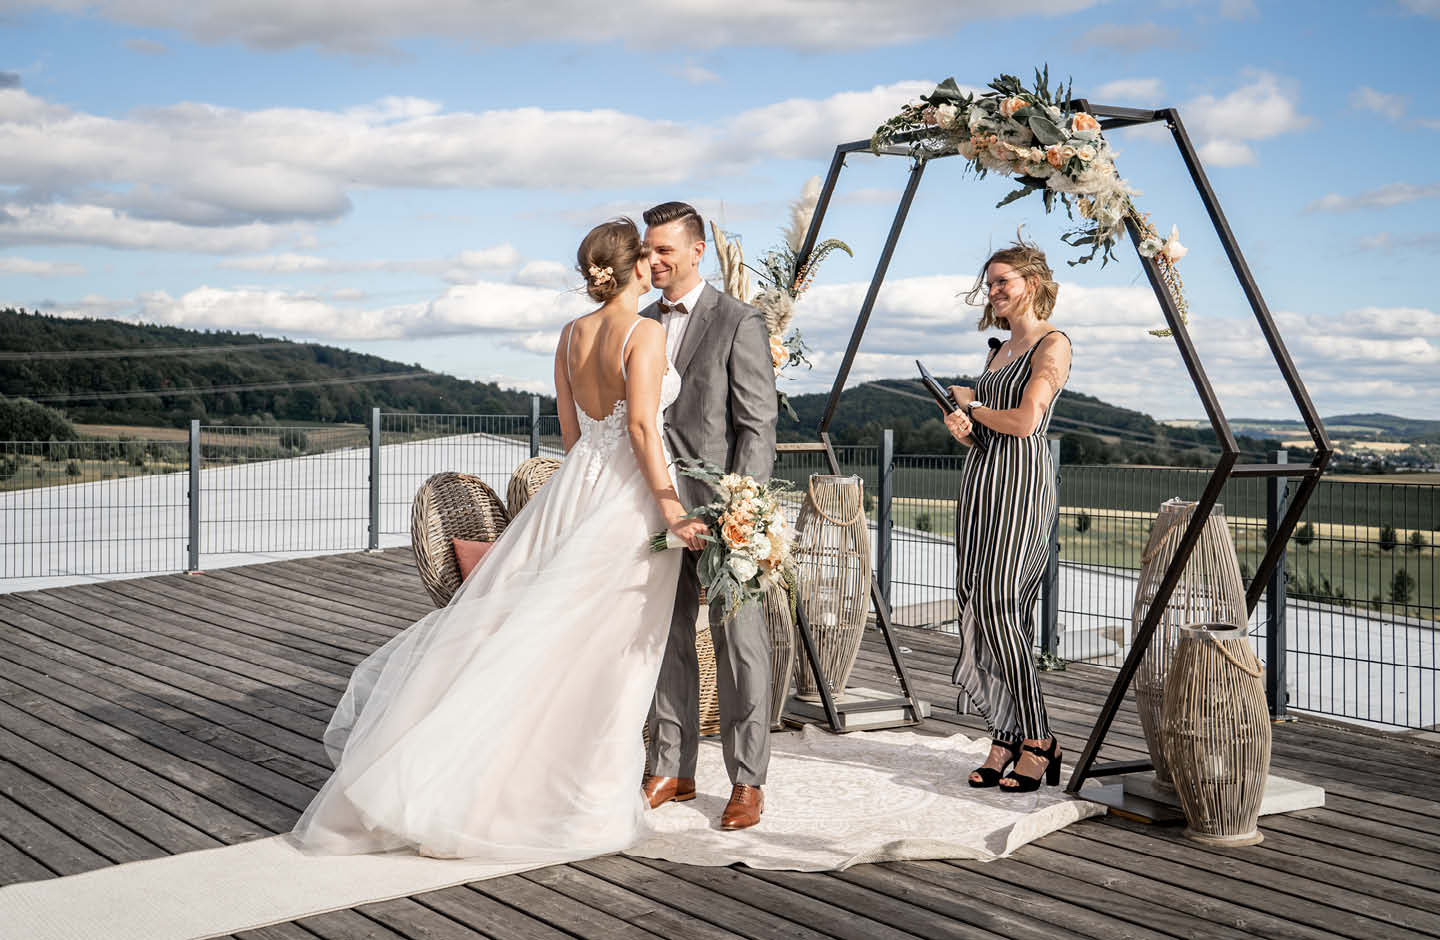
[936,103,959,129]
[727,554,758,582]
[1077,145,1096,162]
[749,533,773,561]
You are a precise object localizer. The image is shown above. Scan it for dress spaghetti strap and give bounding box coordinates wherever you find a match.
[564,320,575,383]
[619,318,645,381]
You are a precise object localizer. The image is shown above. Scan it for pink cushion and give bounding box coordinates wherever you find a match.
[451,537,494,580]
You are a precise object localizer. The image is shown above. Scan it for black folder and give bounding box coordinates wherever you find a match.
[916,359,959,413]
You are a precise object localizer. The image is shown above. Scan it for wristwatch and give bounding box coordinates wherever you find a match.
[965,400,986,412]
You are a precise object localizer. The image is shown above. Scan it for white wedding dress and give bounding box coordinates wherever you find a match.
[293,318,683,861]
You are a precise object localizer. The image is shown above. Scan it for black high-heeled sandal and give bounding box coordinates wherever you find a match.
[1000,738,1061,793]
[968,738,1022,788]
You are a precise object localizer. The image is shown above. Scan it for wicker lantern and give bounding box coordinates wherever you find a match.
[760,580,795,729]
[792,475,871,700]
[1161,622,1272,846]
[1132,499,1246,789]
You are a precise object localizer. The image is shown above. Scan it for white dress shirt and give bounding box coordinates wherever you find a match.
[659,280,706,364]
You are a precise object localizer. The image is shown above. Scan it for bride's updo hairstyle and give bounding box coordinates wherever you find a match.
[577,218,649,304]
[962,233,1059,332]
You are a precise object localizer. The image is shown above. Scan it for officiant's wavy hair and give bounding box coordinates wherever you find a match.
[576,218,650,303]
[962,233,1059,332]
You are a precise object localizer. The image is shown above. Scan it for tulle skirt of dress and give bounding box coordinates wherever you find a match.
[291,441,681,862]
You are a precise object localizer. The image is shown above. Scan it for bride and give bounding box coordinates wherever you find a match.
[292,218,707,861]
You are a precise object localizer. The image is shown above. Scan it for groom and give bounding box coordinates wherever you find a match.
[640,201,779,830]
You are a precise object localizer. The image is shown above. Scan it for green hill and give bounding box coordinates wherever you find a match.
[0,308,549,427]
[778,374,1282,464]
[0,306,1284,465]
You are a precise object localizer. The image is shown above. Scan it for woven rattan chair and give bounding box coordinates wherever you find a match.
[505,456,562,517]
[410,472,510,607]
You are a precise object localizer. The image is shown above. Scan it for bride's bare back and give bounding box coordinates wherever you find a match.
[563,312,655,421]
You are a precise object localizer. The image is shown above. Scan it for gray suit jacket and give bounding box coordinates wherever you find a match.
[643,283,778,511]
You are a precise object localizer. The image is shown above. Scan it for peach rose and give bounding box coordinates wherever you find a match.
[1046,145,1065,169]
[722,519,750,549]
[999,97,1026,118]
[1072,112,1100,132]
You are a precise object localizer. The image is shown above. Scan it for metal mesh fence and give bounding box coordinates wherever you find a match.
[3,416,1434,729]
[198,424,371,555]
[1,438,188,578]
[377,413,551,537]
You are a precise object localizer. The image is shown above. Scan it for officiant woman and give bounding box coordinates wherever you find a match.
[941,236,1072,793]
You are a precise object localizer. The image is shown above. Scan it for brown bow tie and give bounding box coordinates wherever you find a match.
[662,301,688,316]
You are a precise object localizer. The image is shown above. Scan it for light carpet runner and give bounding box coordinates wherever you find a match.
[0,728,1103,940]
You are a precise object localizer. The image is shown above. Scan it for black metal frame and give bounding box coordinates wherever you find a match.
[786,102,1333,761]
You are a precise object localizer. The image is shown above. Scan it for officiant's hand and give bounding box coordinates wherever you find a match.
[944,409,973,442]
[948,385,975,408]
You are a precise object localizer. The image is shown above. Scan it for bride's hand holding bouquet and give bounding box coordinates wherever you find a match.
[650,460,797,621]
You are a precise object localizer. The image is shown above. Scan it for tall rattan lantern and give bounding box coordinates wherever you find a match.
[760,581,795,729]
[792,475,871,700]
[1132,498,1247,789]
[1161,622,1272,846]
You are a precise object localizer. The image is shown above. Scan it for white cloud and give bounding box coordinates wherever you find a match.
[1350,86,1406,120]
[0,256,85,275]
[514,260,574,290]
[1306,183,1440,212]
[0,81,936,250]
[1072,23,1179,52]
[1091,78,1165,103]
[218,244,521,278]
[675,60,720,85]
[21,1,1101,54]
[60,279,592,341]
[1181,72,1311,166]
[0,201,297,252]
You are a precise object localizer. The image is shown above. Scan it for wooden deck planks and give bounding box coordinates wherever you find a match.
[2,547,1437,940]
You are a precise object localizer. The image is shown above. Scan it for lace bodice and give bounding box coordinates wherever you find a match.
[570,325,682,485]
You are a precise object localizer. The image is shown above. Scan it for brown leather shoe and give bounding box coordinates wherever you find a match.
[641,775,696,809]
[720,784,764,830]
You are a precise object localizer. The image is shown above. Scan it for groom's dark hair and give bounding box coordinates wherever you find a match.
[643,201,704,244]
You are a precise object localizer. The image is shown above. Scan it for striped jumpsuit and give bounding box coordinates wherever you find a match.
[951,332,1069,744]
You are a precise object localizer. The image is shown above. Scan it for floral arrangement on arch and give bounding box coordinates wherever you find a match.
[651,461,797,621]
[870,67,1190,334]
[710,178,853,416]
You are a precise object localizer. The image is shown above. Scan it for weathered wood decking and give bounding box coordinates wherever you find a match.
[1,549,1438,940]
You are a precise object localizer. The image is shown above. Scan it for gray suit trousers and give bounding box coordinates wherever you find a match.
[648,549,772,786]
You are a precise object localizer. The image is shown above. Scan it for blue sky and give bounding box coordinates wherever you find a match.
[2,0,1438,421]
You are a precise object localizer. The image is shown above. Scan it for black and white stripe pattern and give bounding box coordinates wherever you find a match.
[951,333,1068,743]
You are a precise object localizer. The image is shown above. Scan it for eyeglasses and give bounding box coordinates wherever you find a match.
[984,275,1025,293]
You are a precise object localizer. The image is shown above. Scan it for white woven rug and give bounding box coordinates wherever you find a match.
[0,728,1102,940]
[630,726,1104,869]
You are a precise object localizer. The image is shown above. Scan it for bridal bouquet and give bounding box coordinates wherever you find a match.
[649,460,798,621]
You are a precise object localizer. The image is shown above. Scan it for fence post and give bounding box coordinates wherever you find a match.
[876,429,893,609]
[529,395,541,458]
[368,408,381,551]
[186,419,200,572]
[1265,448,1289,718]
[1040,437,1061,659]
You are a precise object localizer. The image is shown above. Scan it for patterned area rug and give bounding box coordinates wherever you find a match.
[0,728,1102,940]
[629,726,1104,869]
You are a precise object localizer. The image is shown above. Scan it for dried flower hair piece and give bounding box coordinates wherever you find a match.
[587,265,614,286]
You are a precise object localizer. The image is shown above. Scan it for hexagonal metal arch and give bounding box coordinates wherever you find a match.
[785,102,1334,788]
